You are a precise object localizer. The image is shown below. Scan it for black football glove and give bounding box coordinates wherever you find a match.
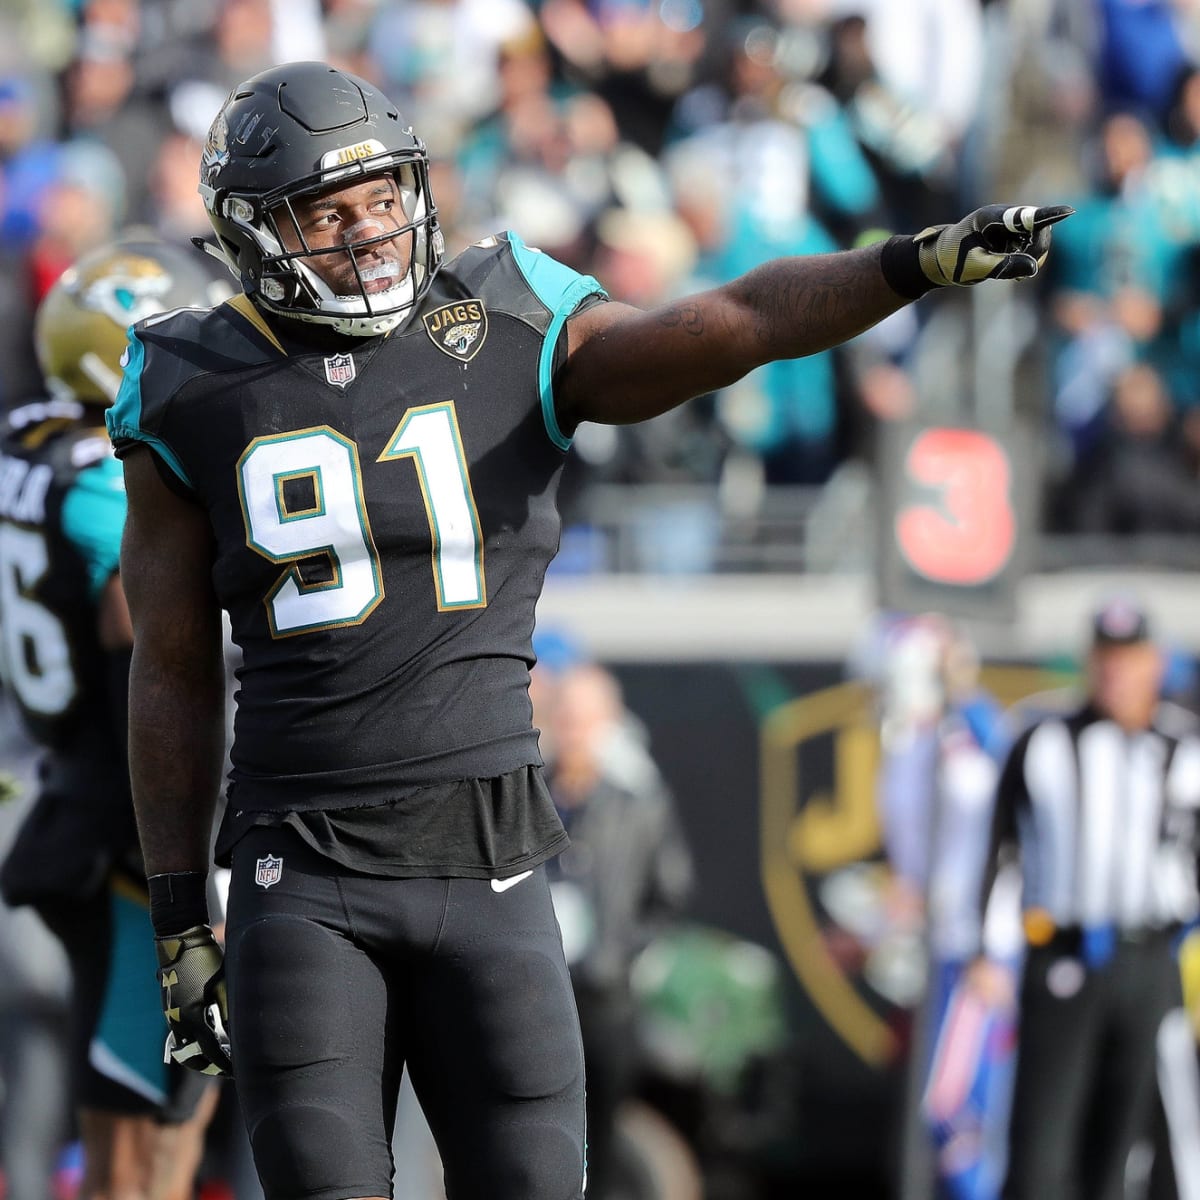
[881,204,1074,299]
[916,203,1074,286]
[155,924,232,1077]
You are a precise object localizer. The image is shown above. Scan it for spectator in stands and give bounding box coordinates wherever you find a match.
[459,30,672,262]
[537,661,693,1200]
[367,0,539,152]
[665,19,885,486]
[207,0,282,90]
[145,129,211,241]
[538,0,711,155]
[61,3,168,225]
[455,30,592,261]
[1093,0,1191,127]
[1043,110,1181,461]
[23,143,123,306]
[670,17,886,244]
[1060,362,1200,537]
[0,75,60,251]
[0,75,54,400]
[867,612,1015,1200]
[812,0,984,229]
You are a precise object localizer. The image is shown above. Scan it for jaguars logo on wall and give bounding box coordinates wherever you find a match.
[423,300,487,362]
[759,680,900,1068]
[758,655,1061,1067]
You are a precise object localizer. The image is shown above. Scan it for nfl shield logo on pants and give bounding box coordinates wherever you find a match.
[324,352,356,388]
[255,855,283,888]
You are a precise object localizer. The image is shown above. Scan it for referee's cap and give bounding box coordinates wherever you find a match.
[1091,596,1152,646]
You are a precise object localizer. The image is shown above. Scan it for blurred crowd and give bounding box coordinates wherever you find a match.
[11,0,1200,555]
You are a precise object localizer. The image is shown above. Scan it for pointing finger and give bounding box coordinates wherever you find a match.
[1030,205,1075,230]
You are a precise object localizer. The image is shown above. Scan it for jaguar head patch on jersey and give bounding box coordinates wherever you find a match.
[423,300,487,362]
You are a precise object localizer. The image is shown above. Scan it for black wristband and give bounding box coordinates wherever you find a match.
[148,871,210,938]
[879,234,937,301]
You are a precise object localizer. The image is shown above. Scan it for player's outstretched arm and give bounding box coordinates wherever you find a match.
[556,204,1072,431]
[120,448,226,878]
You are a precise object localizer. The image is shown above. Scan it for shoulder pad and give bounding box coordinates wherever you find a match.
[435,233,608,455]
[107,301,282,490]
[140,299,286,372]
[444,231,607,325]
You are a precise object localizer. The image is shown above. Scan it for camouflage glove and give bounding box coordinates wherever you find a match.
[155,924,232,1077]
[881,204,1074,299]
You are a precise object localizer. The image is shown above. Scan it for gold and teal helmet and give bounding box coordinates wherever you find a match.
[34,233,228,405]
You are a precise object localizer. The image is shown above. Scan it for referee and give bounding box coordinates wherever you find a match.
[971,598,1200,1200]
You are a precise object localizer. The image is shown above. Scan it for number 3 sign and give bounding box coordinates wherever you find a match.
[878,424,1033,619]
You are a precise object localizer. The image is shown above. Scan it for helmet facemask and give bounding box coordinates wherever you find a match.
[217,151,444,338]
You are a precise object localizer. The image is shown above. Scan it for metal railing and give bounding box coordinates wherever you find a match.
[560,482,1200,577]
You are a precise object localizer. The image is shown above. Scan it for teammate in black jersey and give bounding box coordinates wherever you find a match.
[107,60,1071,1200]
[0,236,227,1200]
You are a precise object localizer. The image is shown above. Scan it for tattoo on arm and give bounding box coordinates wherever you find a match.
[658,303,705,336]
[742,246,897,356]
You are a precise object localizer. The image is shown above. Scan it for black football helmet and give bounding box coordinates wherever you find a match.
[36,232,229,405]
[198,61,444,337]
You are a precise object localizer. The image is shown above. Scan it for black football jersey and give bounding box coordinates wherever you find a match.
[108,232,606,815]
[0,400,127,753]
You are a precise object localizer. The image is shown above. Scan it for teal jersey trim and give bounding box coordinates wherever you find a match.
[506,231,607,452]
[90,887,168,1106]
[105,328,195,489]
[61,456,126,598]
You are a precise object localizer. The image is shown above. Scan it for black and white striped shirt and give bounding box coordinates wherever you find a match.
[989,703,1200,934]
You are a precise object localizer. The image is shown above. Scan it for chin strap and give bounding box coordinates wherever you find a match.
[274,303,411,338]
[191,237,235,271]
[272,260,419,337]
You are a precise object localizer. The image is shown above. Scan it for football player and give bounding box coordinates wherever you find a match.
[107,61,1071,1200]
[0,235,228,1200]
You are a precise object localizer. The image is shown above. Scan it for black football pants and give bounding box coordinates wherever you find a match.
[225,828,586,1200]
[1003,934,1181,1200]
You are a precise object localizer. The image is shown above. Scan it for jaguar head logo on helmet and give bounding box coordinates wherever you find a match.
[196,61,445,338]
[36,235,228,406]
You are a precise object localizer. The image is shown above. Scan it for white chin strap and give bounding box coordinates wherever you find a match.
[288,257,418,337]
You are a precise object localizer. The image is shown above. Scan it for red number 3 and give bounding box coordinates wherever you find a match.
[894,429,1016,586]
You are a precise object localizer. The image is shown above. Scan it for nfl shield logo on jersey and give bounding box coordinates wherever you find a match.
[324,353,356,388]
[255,855,283,888]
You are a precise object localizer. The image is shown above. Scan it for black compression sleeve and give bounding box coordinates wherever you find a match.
[148,871,210,937]
[879,234,937,300]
